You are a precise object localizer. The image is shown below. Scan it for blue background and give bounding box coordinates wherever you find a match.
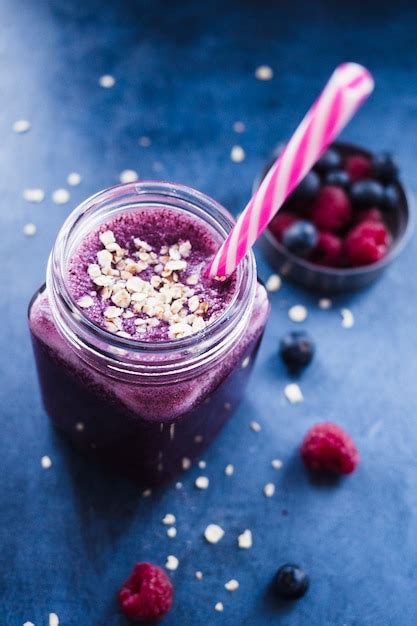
[2,0,417,624]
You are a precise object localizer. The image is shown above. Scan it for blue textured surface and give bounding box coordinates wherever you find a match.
[2,1,417,624]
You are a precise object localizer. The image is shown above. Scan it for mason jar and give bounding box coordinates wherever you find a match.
[28,182,270,486]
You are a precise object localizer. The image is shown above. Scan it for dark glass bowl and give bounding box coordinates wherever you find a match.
[254,141,414,292]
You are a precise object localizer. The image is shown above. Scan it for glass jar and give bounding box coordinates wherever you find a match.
[28,182,270,486]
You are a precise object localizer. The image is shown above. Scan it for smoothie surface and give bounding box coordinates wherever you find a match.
[67,207,237,341]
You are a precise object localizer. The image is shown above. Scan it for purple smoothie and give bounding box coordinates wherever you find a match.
[29,201,269,486]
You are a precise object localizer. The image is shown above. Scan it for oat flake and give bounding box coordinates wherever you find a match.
[67,172,81,186]
[271,459,283,470]
[142,489,152,497]
[162,513,176,525]
[238,529,252,549]
[23,188,45,203]
[255,65,273,80]
[99,74,115,88]
[167,527,177,538]
[288,304,308,322]
[341,308,354,329]
[225,579,239,591]
[214,602,224,612]
[224,463,234,476]
[263,483,275,498]
[165,555,179,571]
[198,460,206,469]
[182,457,191,470]
[23,223,37,236]
[52,189,70,205]
[120,169,139,183]
[250,420,262,432]
[195,571,203,580]
[41,455,52,469]
[233,121,246,133]
[175,482,182,489]
[204,524,224,544]
[49,613,59,626]
[195,476,209,490]
[266,274,281,292]
[230,145,245,163]
[13,119,31,133]
[319,298,332,310]
[284,383,303,404]
[75,422,85,432]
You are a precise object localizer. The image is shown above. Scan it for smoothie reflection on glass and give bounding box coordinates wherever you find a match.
[29,182,269,486]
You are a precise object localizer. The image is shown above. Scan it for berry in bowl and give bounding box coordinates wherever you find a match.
[257,142,413,291]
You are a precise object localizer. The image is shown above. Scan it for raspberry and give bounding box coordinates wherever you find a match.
[344,220,390,267]
[310,232,342,267]
[300,422,359,475]
[119,562,173,622]
[344,155,372,182]
[269,211,297,241]
[311,186,352,232]
[355,208,383,224]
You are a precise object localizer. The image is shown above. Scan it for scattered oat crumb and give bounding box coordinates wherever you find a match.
[250,420,262,432]
[233,121,246,133]
[67,172,81,186]
[224,464,234,476]
[284,383,304,404]
[319,298,332,310]
[198,460,206,469]
[162,513,176,525]
[224,402,232,410]
[182,457,191,471]
[23,223,37,236]
[266,274,281,292]
[341,308,354,329]
[13,119,31,133]
[23,188,45,203]
[195,476,209,490]
[139,136,152,147]
[195,571,203,580]
[214,602,224,612]
[241,356,251,369]
[23,622,35,626]
[225,579,239,592]
[120,169,139,183]
[165,555,179,571]
[230,145,245,163]
[167,527,177,538]
[142,489,152,497]
[263,483,275,498]
[255,65,273,80]
[288,304,308,322]
[75,422,84,432]
[49,613,59,626]
[204,524,225,544]
[271,459,283,470]
[99,74,115,88]
[175,482,183,490]
[52,188,70,205]
[41,455,52,469]
[194,435,203,443]
[238,529,253,549]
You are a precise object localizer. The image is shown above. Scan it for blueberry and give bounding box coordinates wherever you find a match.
[324,169,350,189]
[383,184,400,210]
[372,152,398,184]
[282,221,318,256]
[314,147,342,173]
[274,564,309,600]
[290,171,321,203]
[350,179,385,208]
[280,331,315,370]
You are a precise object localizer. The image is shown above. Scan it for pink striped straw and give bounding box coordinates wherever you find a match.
[208,63,374,278]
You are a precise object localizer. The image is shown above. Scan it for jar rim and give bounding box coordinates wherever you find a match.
[47,181,257,374]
